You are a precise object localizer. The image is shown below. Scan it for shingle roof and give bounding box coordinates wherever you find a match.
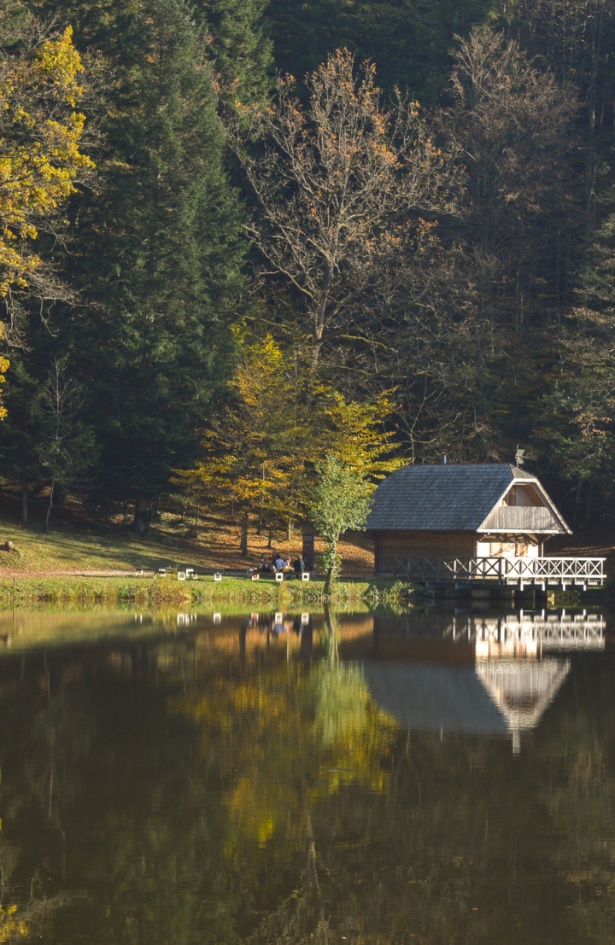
[366,463,536,531]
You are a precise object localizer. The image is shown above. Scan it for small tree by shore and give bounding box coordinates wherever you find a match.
[308,456,373,594]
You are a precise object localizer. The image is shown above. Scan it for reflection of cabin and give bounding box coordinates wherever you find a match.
[366,464,605,588]
[361,658,570,752]
[342,608,606,751]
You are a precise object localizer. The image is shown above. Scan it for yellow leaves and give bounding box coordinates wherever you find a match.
[177,333,404,533]
[0,327,9,420]
[318,388,404,481]
[178,334,310,519]
[0,905,28,942]
[36,27,84,107]
[0,23,93,296]
[171,654,397,867]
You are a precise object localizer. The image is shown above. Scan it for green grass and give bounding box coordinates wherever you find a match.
[0,504,412,605]
[0,573,409,607]
[0,518,201,573]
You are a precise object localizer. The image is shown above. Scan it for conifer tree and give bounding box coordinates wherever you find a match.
[539,185,615,524]
[193,0,273,106]
[40,0,245,531]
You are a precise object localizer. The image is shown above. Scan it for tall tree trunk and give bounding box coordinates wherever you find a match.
[132,498,150,537]
[324,537,337,596]
[21,485,28,525]
[240,510,249,558]
[43,480,55,533]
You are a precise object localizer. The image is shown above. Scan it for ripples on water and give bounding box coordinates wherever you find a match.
[0,606,613,944]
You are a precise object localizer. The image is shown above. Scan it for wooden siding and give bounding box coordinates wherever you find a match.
[371,530,476,574]
[481,506,559,531]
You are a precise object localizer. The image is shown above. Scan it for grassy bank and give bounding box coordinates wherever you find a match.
[0,573,408,608]
[0,504,375,576]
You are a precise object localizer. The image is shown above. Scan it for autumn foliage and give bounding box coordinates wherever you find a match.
[0,22,93,297]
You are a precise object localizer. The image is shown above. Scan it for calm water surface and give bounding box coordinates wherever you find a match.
[0,606,614,944]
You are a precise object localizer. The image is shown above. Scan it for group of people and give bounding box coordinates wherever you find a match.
[256,552,312,578]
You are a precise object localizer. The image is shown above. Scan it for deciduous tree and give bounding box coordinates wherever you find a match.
[0,10,94,298]
[180,335,403,553]
[232,47,459,374]
[307,455,373,592]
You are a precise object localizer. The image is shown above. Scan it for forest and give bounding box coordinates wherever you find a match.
[0,0,614,539]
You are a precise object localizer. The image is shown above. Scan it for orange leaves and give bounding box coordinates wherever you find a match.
[230,46,458,372]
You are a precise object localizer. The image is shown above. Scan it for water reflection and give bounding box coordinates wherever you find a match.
[0,605,613,944]
[358,609,606,752]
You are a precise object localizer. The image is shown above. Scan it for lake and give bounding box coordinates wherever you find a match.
[0,605,614,944]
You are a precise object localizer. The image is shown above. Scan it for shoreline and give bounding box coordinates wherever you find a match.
[0,573,402,606]
[0,572,603,610]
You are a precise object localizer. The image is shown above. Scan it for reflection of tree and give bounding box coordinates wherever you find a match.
[170,608,397,944]
[3,625,615,943]
[0,651,250,944]
[244,638,615,945]
[169,630,396,856]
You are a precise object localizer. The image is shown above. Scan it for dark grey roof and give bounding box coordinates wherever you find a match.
[361,658,569,737]
[366,463,537,531]
[362,661,510,735]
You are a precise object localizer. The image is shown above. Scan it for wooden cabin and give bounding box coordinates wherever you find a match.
[366,463,572,577]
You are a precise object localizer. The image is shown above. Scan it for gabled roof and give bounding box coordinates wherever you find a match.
[366,463,570,533]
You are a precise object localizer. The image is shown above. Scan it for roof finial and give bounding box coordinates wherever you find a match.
[515,446,525,466]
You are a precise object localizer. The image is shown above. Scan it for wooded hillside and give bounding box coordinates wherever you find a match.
[1,0,613,539]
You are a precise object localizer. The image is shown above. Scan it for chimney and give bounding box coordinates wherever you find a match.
[441,454,447,465]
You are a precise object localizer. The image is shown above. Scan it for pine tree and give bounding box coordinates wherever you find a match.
[538,185,615,524]
[265,0,496,102]
[37,0,245,530]
[193,0,273,106]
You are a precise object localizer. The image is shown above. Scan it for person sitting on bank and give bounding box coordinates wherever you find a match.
[274,555,286,572]
[293,555,305,578]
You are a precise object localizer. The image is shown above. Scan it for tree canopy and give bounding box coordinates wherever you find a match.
[0,0,613,535]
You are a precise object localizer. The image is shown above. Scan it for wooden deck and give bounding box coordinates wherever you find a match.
[391,555,606,589]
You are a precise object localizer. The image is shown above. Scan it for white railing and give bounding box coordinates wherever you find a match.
[392,555,606,587]
[472,613,605,649]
